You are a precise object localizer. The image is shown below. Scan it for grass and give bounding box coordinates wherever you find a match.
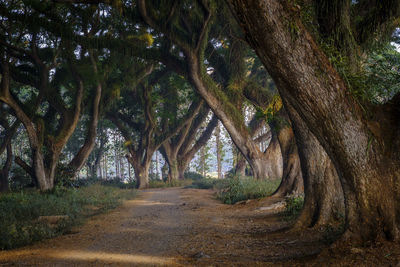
[0,184,136,250]
[187,178,220,189]
[186,175,281,204]
[216,177,281,204]
[148,179,193,188]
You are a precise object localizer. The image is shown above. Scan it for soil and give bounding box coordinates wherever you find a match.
[0,187,399,266]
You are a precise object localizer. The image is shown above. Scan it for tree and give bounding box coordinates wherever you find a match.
[0,44,83,191]
[108,69,203,188]
[137,0,280,180]
[245,85,302,194]
[0,1,150,190]
[285,101,344,229]
[226,0,400,242]
[215,121,222,179]
[160,105,218,181]
[195,142,212,177]
[0,108,19,192]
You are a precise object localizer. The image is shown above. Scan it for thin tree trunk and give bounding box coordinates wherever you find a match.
[0,141,12,192]
[177,114,219,179]
[67,53,102,177]
[155,151,159,179]
[215,122,222,179]
[104,155,108,179]
[115,134,119,177]
[200,146,206,177]
[128,158,131,180]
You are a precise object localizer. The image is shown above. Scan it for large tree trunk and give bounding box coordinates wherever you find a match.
[33,150,54,191]
[177,162,187,181]
[263,130,283,180]
[286,102,344,228]
[234,153,246,177]
[272,126,303,197]
[135,164,150,189]
[227,0,400,242]
[134,162,150,189]
[159,145,179,182]
[128,156,150,189]
[1,59,83,191]
[168,161,179,182]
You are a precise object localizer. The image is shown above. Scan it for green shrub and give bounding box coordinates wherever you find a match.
[216,176,280,204]
[184,171,206,181]
[100,177,136,189]
[187,178,221,189]
[9,166,33,191]
[0,184,136,250]
[148,179,192,188]
[283,196,304,219]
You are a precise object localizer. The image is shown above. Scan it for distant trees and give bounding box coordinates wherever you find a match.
[107,68,204,188]
[161,108,218,181]
[137,0,282,180]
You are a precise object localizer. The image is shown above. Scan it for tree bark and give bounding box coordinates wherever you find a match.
[0,141,12,192]
[67,51,103,177]
[1,56,83,191]
[272,126,303,197]
[137,0,273,181]
[215,122,222,179]
[263,129,283,180]
[128,156,151,189]
[159,144,179,182]
[227,0,400,242]
[161,110,218,181]
[286,102,344,228]
[234,153,246,177]
[187,54,269,180]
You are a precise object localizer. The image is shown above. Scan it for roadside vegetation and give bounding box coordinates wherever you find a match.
[188,175,281,205]
[283,196,305,220]
[215,177,280,204]
[148,179,192,188]
[0,184,136,250]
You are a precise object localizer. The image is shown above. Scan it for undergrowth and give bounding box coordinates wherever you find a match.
[216,177,281,204]
[0,184,136,250]
[148,179,193,188]
[187,176,280,204]
[187,178,220,189]
[283,195,304,220]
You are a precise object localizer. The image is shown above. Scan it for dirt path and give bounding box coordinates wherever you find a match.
[0,188,399,266]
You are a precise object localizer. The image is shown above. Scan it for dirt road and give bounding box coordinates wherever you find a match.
[0,188,399,266]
